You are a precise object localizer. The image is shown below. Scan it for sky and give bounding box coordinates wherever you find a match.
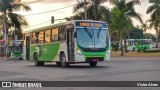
[20,0,155,34]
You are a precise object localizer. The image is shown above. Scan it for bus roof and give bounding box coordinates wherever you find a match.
[23,22,66,34]
[23,20,107,34]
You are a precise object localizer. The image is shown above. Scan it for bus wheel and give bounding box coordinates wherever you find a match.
[19,58,23,60]
[56,62,61,66]
[60,54,69,68]
[133,47,135,51]
[33,54,44,66]
[89,62,97,67]
[143,47,146,51]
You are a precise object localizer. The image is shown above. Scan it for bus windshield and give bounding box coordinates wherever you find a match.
[13,41,23,50]
[76,28,108,49]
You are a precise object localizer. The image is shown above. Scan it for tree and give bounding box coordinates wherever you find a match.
[143,33,156,42]
[110,0,142,55]
[140,21,149,33]
[0,0,31,57]
[149,19,160,47]
[0,0,31,39]
[129,28,143,39]
[109,7,133,56]
[146,0,160,47]
[73,0,110,22]
[0,15,3,35]
[158,32,160,42]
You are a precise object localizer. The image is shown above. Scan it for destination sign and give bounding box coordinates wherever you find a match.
[80,22,102,27]
[76,21,107,28]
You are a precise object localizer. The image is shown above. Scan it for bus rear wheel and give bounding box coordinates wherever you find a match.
[19,58,23,60]
[89,62,97,67]
[56,62,61,66]
[133,47,135,51]
[60,53,69,68]
[33,54,44,66]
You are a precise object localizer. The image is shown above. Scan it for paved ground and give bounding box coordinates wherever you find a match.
[0,57,160,90]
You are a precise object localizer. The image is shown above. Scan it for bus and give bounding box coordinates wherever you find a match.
[10,40,23,60]
[126,39,152,51]
[23,20,111,67]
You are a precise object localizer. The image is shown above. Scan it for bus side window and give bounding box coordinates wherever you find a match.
[58,26,66,41]
[23,34,26,46]
[31,32,38,44]
[31,33,34,44]
[45,30,51,43]
[51,28,58,42]
[38,31,44,43]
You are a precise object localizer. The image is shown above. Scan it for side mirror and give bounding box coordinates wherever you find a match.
[74,32,77,38]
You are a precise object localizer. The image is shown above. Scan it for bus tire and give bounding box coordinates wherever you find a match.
[143,47,146,51]
[133,47,135,51]
[33,54,44,66]
[60,53,69,68]
[19,58,23,60]
[56,62,61,66]
[89,62,97,67]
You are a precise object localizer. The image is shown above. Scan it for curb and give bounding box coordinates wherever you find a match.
[0,57,12,61]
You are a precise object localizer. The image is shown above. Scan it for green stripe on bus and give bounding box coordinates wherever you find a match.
[30,43,60,61]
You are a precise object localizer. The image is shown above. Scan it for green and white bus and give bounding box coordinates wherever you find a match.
[10,40,23,60]
[127,39,152,51]
[23,20,111,67]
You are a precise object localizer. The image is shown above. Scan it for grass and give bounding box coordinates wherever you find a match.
[111,51,160,58]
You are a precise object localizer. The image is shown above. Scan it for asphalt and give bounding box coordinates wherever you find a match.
[0,57,160,90]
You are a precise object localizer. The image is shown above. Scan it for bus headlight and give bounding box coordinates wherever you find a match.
[77,49,82,55]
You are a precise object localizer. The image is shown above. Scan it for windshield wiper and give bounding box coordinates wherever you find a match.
[84,27,93,43]
[97,27,101,41]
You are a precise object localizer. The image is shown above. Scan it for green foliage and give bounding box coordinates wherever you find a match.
[129,28,156,42]
[147,0,160,22]
[109,0,142,55]
[144,49,160,53]
[129,28,143,39]
[111,42,119,51]
[143,33,156,42]
[0,34,3,39]
[158,32,160,42]
[72,0,110,22]
[147,0,160,47]
[0,0,31,39]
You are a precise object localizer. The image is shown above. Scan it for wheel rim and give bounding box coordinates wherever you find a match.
[61,55,66,66]
[34,55,38,65]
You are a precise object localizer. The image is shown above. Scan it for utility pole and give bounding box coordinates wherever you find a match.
[84,0,87,20]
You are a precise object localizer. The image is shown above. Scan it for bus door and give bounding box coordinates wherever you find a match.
[26,36,30,61]
[67,25,75,62]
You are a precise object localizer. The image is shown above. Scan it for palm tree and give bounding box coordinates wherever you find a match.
[110,0,142,55]
[73,0,110,22]
[149,19,160,47]
[146,0,160,47]
[0,15,4,39]
[140,21,149,34]
[0,0,31,57]
[110,7,133,56]
[67,11,85,20]
[0,0,31,39]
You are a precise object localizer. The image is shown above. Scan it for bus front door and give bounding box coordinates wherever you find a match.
[26,36,30,61]
[67,29,75,62]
